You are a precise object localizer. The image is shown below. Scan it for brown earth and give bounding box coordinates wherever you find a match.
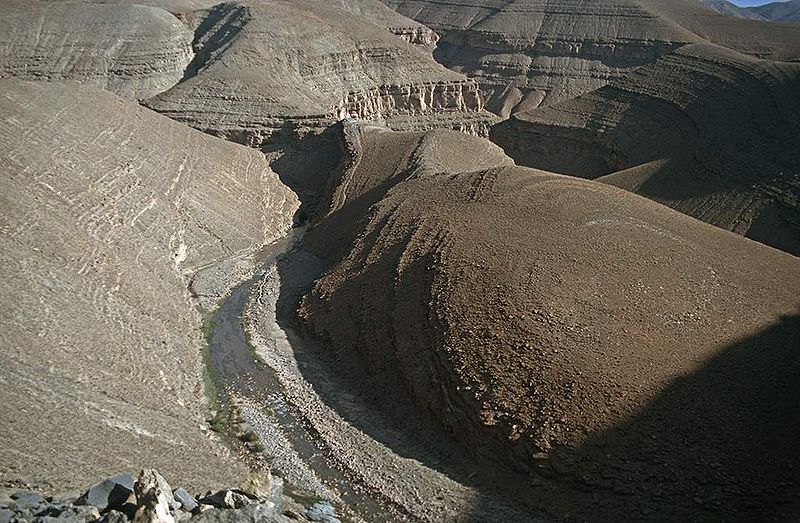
[491,43,800,255]
[299,122,800,520]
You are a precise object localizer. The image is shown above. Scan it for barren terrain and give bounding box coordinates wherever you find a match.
[492,43,800,254]
[0,0,798,521]
[0,78,296,492]
[299,123,800,520]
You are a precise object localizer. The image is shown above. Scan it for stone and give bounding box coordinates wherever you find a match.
[0,508,12,523]
[305,502,340,523]
[196,491,251,510]
[98,510,129,523]
[133,470,175,523]
[170,490,196,514]
[10,491,44,511]
[42,505,102,522]
[76,474,135,512]
[190,503,281,523]
[237,472,274,501]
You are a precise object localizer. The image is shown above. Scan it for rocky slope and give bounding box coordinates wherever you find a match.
[298,122,800,520]
[0,0,194,100]
[0,79,298,493]
[750,0,800,21]
[145,0,496,147]
[697,0,767,20]
[382,0,800,114]
[491,43,800,254]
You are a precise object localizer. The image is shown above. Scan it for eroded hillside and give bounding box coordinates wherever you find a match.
[0,1,194,100]
[145,0,498,146]
[0,78,297,491]
[299,123,800,520]
[492,43,800,254]
[382,0,800,114]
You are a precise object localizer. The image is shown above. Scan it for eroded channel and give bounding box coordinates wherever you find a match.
[201,228,544,523]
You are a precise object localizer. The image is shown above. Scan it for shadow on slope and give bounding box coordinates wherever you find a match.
[565,313,800,520]
[272,241,553,521]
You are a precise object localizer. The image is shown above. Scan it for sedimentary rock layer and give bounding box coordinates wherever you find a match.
[299,123,800,520]
[0,79,298,491]
[0,1,194,100]
[382,0,800,114]
[492,43,800,254]
[145,1,497,146]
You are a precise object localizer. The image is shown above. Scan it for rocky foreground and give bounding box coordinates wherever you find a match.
[0,469,340,523]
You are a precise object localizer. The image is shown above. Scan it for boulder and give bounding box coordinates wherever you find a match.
[197,491,251,510]
[98,510,129,523]
[10,491,45,511]
[237,472,276,501]
[190,503,281,523]
[305,502,340,523]
[170,489,197,514]
[133,470,175,523]
[76,474,135,512]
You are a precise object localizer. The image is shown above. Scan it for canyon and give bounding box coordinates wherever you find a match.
[0,0,798,521]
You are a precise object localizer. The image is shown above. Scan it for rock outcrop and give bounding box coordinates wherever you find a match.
[491,43,800,254]
[382,0,800,114]
[145,1,497,147]
[299,122,800,520]
[0,0,194,100]
[0,79,298,492]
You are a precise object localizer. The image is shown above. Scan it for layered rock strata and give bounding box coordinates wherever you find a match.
[0,0,194,100]
[299,122,800,520]
[0,79,298,492]
[382,0,800,114]
[491,43,800,254]
[145,1,497,147]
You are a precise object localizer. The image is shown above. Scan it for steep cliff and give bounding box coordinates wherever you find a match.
[0,0,194,100]
[0,79,298,491]
[145,1,497,146]
[299,123,800,520]
[492,43,800,254]
[382,0,800,114]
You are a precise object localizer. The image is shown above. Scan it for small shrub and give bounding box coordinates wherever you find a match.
[239,430,259,443]
[208,411,226,433]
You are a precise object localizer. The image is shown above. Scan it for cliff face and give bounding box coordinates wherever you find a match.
[0,1,194,100]
[492,43,800,255]
[299,122,800,520]
[0,79,298,492]
[382,0,800,114]
[145,1,497,146]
